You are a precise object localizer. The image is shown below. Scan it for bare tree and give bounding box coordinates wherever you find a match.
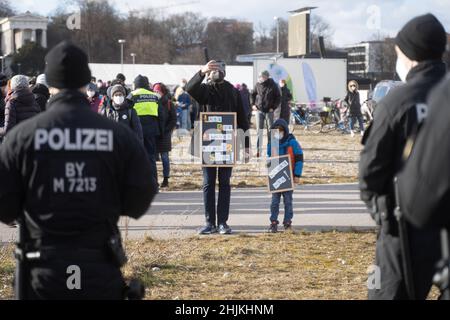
[172,47,205,65]
[205,18,254,63]
[0,0,14,17]
[127,34,171,64]
[254,22,273,53]
[310,15,335,51]
[165,12,206,49]
[370,32,397,80]
[254,14,335,55]
[270,18,288,54]
[73,0,125,63]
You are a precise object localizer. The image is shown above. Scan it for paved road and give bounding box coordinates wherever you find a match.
[0,183,375,243]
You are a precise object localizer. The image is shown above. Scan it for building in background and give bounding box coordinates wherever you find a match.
[342,40,397,85]
[0,11,48,57]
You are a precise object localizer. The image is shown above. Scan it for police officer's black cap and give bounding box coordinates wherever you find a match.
[45,41,92,89]
[134,75,149,89]
[395,14,447,61]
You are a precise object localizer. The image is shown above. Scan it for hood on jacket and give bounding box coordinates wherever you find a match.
[7,87,35,103]
[271,118,291,143]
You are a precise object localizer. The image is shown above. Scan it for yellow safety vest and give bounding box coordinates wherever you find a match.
[131,88,159,117]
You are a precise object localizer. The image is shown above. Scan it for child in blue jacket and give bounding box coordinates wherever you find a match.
[267,119,304,233]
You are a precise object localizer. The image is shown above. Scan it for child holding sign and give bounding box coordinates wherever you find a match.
[267,119,304,233]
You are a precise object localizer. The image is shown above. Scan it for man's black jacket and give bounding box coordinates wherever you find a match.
[186,71,250,149]
[251,78,281,113]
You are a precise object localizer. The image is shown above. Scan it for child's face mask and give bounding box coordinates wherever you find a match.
[274,130,284,140]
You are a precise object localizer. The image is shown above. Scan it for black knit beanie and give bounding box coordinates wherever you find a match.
[45,41,92,89]
[395,14,447,61]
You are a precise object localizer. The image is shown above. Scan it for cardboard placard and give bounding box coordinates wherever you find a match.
[267,155,295,193]
[200,112,237,167]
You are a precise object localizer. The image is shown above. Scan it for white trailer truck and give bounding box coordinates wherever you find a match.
[254,58,347,105]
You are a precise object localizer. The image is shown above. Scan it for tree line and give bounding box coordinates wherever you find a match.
[1,0,336,68]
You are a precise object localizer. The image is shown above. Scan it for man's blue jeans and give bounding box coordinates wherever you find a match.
[270,191,294,224]
[203,167,233,226]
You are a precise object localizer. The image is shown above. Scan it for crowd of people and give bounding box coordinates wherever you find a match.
[0,11,449,301]
[0,71,199,188]
[0,61,301,188]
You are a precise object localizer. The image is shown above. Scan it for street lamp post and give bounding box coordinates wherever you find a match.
[0,56,4,74]
[130,53,136,65]
[274,16,280,54]
[118,39,126,74]
[17,63,21,75]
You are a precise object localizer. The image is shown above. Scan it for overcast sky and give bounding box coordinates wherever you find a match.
[13,0,450,47]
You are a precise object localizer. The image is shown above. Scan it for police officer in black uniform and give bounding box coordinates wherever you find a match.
[359,14,448,300]
[0,41,158,300]
[397,75,450,229]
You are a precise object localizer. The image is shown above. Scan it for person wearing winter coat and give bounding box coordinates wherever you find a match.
[97,79,108,96]
[251,70,281,157]
[279,80,293,123]
[267,119,303,233]
[86,82,102,113]
[238,83,252,124]
[186,60,250,236]
[154,83,177,188]
[345,80,365,137]
[0,75,40,140]
[100,84,143,144]
[175,86,192,131]
[32,74,50,112]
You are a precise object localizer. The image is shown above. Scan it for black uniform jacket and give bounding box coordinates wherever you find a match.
[359,60,447,208]
[398,75,450,229]
[0,90,158,248]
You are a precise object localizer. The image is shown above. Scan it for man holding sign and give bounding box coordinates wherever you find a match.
[267,119,304,233]
[187,60,250,235]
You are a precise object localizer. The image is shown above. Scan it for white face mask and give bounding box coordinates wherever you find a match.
[113,96,125,106]
[274,131,284,140]
[87,90,95,98]
[396,58,410,83]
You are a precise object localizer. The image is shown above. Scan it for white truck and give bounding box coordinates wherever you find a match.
[254,58,347,106]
